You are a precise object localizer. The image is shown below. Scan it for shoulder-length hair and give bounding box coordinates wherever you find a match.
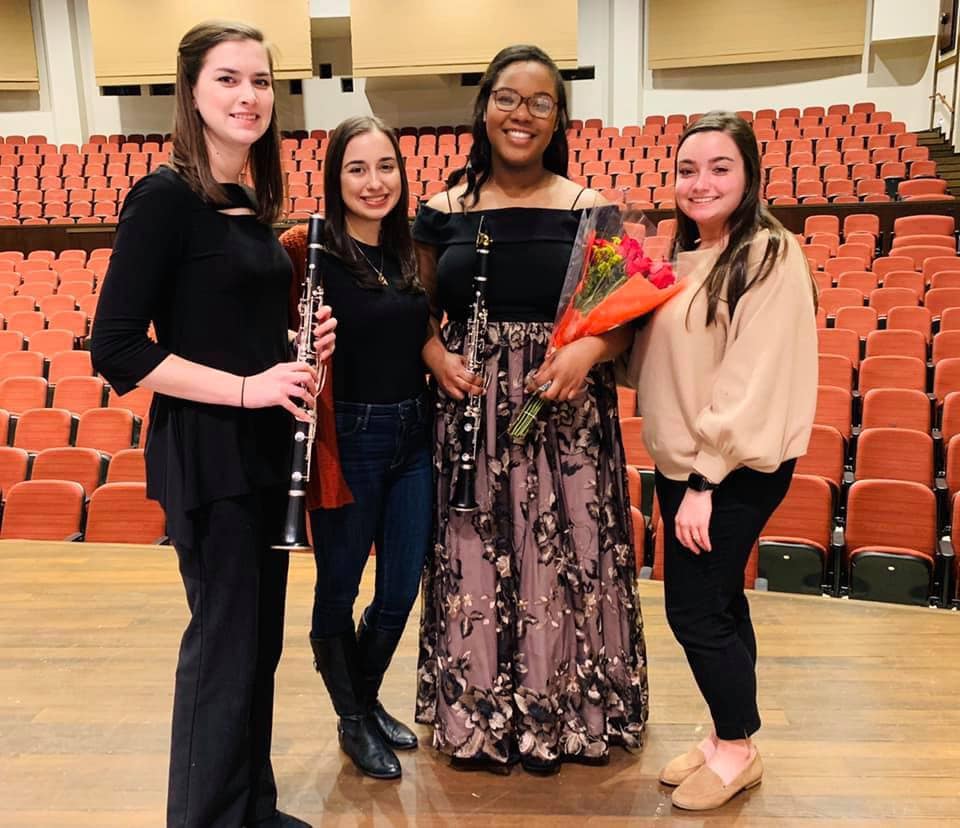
[673,111,816,325]
[168,20,283,224]
[322,115,419,292]
[447,44,570,208]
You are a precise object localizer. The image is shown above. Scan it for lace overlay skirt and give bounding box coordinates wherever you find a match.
[416,320,649,763]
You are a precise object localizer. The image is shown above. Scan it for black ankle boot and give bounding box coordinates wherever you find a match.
[356,615,419,750]
[310,633,401,779]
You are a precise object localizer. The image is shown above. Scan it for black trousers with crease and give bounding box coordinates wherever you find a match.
[166,487,289,828]
[655,460,795,740]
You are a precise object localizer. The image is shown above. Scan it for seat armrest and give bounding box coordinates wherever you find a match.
[829,525,846,597]
[936,537,955,608]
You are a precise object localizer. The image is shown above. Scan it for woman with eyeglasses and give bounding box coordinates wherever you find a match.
[412,44,648,776]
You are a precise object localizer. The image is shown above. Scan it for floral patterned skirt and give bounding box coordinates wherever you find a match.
[415,321,648,763]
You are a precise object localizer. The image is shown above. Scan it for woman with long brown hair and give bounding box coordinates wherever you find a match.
[280,115,431,781]
[91,21,333,827]
[621,111,817,810]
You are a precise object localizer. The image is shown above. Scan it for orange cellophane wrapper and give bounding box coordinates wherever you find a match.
[552,270,685,348]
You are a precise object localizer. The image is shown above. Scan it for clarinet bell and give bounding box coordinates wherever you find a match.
[450,467,478,513]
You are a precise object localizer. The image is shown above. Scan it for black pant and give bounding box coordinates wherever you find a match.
[655,461,795,741]
[167,488,289,828]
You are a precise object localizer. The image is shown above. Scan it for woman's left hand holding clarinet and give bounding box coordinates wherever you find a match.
[136,305,336,423]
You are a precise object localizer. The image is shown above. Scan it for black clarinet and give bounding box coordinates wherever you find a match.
[450,218,491,513]
[272,214,327,551]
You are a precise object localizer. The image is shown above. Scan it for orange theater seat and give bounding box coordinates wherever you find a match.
[0,446,30,500]
[11,407,76,452]
[51,375,107,414]
[106,448,146,483]
[0,479,85,541]
[858,355,926,394]
[75,407,137,455]
[0,376,47,414]
[843,479,938,606]
[31,446,107,496]
[795,423,845,496]
[860,388,930,433]
[759,474,834,594]
[814,385,853,441]
[84,482,167,544]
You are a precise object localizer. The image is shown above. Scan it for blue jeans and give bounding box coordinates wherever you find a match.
[310,394,432,638]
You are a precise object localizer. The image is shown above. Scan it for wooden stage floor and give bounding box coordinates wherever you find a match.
[1,540,959,827]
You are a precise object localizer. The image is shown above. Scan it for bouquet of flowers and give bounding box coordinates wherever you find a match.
[507,204,683,443]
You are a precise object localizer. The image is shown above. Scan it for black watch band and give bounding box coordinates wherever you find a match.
[687,472,718,492]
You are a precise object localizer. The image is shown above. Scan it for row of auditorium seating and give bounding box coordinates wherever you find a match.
[620,407,958,610]
[4,217,960,579]
[0,477,164,545]
[0,246,160,545]
[620,214,960,609]
[0,443,143,496]
[3,104,951,222]
[0,101,897,147]
[0,132,924,170]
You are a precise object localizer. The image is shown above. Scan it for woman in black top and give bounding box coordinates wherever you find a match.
[280,116,430,781]
[90,22,333,828]
[413,45,648,775]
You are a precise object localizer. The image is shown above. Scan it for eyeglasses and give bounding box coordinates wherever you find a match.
[490,87,557,119]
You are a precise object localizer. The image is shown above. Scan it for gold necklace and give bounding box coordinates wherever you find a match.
[351,237,388,286]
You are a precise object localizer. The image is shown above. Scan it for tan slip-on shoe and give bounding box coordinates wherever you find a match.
[671,750,763,811]
[658,747,707,786]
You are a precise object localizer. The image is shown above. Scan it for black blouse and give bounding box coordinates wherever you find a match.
[90,167,293,530]
[412,205,585,322]
[321,242,429,404]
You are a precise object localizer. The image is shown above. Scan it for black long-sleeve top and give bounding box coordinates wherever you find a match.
[320,242,428,404]
[90,167,293,535]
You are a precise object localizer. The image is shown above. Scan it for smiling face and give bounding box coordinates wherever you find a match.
[192,38,273,155]
[675,130,747,241]
[339,128,402,230]
[484,60,559,170]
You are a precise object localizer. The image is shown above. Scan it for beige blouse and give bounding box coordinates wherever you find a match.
[619,229,818,483]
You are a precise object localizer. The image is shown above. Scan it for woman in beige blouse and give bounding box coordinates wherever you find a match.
[621,111,818,810]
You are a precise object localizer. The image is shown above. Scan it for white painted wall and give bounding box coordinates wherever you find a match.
[872,0,939,42]
[0,0,942,142]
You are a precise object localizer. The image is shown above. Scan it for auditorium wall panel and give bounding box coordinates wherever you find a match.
[0,0,942,142]
[643,38,936,131]
[302,0,608,129]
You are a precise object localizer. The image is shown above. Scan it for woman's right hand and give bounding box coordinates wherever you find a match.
[242,361,318,422]
[430,350,485,401]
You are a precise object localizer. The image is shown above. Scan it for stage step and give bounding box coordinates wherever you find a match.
[914,129,960,195]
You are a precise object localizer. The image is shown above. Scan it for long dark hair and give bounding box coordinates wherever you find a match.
[322,115,419,292]
[448,44,570,208]
[674,111,816,325]
[168,21,284,224]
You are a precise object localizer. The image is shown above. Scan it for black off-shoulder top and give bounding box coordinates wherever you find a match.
[412,204,587,323]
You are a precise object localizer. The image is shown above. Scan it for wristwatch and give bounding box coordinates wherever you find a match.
[687,472,718,492]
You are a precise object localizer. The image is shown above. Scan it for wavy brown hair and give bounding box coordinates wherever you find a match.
[447,44,570,208]
[673,111,816,325]
[168,20,283,224]
[322,115,419,292]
